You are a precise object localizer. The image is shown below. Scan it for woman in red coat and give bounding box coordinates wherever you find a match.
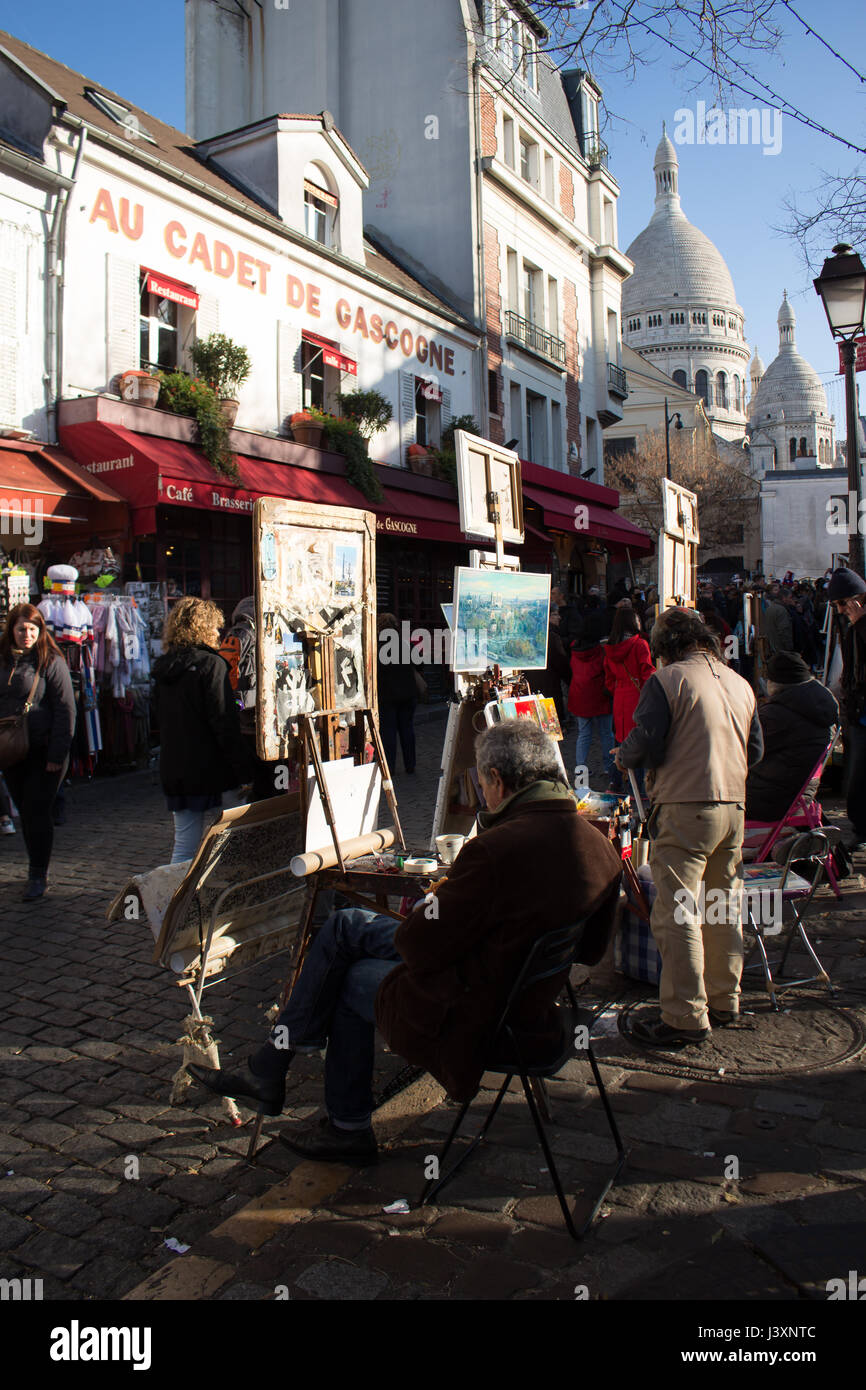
[604,607,654,793]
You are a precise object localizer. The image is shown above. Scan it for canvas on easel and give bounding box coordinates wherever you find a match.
[659,478,699,610]
[254,497,377,763]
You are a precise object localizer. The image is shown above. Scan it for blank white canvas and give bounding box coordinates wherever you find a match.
[305,758,382,851]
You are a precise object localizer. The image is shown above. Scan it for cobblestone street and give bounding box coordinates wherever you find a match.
[2,709,866,1302]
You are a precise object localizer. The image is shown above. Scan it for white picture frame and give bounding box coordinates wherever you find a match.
[455,431,524,545]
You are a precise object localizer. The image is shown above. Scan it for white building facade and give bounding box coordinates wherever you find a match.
[185,0,634,485]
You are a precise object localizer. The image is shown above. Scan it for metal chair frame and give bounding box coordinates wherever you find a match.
[419,920,627,1240]
[744,728,841,898]
[743,829,834,1010]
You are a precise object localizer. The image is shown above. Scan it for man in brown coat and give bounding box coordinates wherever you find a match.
[189,720,622,1159]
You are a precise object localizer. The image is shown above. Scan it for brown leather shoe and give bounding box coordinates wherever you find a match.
[279,1116,377,1161]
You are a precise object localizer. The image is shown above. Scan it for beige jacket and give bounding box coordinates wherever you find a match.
[620,650,762,804]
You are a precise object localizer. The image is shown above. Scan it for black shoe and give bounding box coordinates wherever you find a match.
[630,1013,710,1050]
[22,878,46,902]
[278,1115,378,1161]
[187,1060,288,1116]
[708,1007,739,1027]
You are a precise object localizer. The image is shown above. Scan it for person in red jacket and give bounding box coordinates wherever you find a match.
[568,596,615,789]
[604,607,655,794]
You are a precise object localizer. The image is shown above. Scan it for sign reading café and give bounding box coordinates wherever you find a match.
[89,187,457,376]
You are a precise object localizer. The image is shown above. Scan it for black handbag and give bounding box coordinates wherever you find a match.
[0,666,41,771]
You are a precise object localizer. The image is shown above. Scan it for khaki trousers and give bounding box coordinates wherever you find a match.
[649,801,745,1031]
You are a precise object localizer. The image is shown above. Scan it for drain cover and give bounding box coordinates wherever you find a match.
[611,992,866,1081]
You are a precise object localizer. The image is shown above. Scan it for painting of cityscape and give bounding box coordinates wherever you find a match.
[451,567,550,672]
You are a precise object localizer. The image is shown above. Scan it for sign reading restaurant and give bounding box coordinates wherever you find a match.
[89,187,457,376]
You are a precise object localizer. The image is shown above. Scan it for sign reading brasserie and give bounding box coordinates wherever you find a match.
[89,187,457,376]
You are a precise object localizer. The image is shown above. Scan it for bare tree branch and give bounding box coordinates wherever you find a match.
[606,427,760,553]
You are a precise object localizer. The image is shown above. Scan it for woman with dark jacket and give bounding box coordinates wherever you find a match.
[0,603,75,901]
[152,597,253,864]
[745,651,839,823]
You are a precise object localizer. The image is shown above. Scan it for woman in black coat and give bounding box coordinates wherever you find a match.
[152,597,253,864]
[0,603,76,901]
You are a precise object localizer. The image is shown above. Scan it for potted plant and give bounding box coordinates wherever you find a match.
[310,410,383,502]
[338,389,393,441]
[158,371,240,482]
[289,409,326,448]
[119,368,161,408]
[407,442,433,476]
[191,333,252,427]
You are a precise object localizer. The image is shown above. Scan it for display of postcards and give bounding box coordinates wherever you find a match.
[333,543,359,600]
[538,696,563,740]
[451,567,550,672]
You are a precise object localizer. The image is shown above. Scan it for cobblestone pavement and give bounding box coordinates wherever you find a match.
[2,709,866,1302]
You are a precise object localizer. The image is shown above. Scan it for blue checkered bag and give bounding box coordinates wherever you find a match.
[614,867,661,984]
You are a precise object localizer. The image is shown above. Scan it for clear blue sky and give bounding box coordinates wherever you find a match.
[3,0,865,422]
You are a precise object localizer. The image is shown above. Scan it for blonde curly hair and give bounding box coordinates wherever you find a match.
[163,597,224,649]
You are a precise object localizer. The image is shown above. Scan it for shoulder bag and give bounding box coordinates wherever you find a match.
[0,665,41,770]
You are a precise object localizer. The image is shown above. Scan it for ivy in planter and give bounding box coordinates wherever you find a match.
[158,371,240,482]
[308,408,383,502]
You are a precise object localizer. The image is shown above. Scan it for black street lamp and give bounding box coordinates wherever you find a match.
[664,396,683,481]
[814,243,866,576]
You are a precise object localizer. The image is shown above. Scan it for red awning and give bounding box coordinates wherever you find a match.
[303,179,338,208]
[301,329,357,376]
[56,420,469,544]
[0,441,127,525]
[142,269,200,311]
[523,483,654,555]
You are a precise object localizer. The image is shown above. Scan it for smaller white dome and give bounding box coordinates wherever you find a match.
[778,291,795,327]
[750,345,765,377]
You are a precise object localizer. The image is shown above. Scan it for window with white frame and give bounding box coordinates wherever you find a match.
[303,166,339,248]
[301,341,339,412]
[139,282,180,372]
[414,378,442,448]
[523,261,541,324]
[519,132,537,184]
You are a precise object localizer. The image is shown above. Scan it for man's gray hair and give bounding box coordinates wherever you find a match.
[476,719,564,793]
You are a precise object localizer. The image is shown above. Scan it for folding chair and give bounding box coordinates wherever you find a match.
[743,828,836,1010]
[419,919,627,1241]
[744,728,842,898]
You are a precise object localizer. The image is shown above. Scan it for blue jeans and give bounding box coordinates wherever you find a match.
[252,908,401,1127]
[574,714,615,784]
[171,810,205,864]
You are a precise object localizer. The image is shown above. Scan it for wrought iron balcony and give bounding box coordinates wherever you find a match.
[582,133,609,170]
[504,310,567,367]
[607,361,628,398]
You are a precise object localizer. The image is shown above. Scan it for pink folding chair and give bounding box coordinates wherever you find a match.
[743,728,842,898]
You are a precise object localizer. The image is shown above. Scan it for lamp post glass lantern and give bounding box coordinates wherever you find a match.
[814,243,866,576]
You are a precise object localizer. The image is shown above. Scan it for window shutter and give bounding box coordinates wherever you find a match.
[196,292,219,342]
[106,254,140,390]
[440,387,452,432]
[277,321,302,430]
[399,370,416,452]
[0,266,19,424]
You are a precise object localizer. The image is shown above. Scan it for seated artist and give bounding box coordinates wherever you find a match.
[189,719,623,1159]
[745,651,839,824]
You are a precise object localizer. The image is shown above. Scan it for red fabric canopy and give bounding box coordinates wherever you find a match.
[523,483,654,555]
[57,421,470,543]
